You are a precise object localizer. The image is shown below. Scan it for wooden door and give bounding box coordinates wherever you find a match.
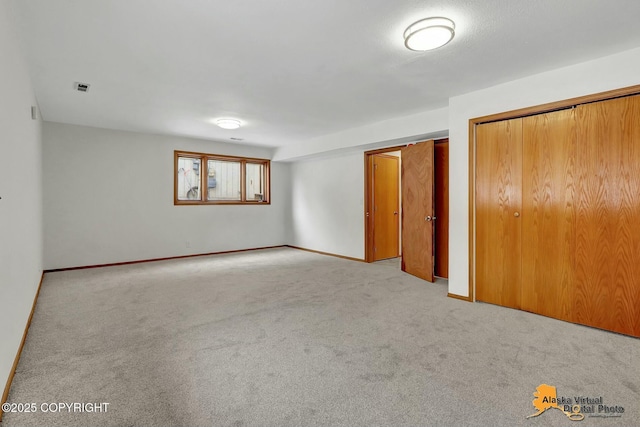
[434,140,449,278]
[372,154,399,260]
[475,118,522,309]
[520,109,577,321]
[401,140,434,282]
[574,95,640,337]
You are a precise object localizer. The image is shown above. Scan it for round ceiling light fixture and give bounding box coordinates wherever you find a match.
[216,118,241,130]
[404,17,455,51]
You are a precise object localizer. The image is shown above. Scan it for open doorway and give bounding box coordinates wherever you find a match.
[366,151,401,261]
[365,147,402,263]
[433,140,449,278]
[364,139,449,280]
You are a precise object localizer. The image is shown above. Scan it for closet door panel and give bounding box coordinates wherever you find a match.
[521,109,577,322]
[475,118,522,309]
[575,95,640,337]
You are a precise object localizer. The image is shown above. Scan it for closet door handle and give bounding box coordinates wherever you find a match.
[514,212,520,217]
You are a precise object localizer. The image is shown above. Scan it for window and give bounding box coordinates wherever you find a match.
[174,151,270,205]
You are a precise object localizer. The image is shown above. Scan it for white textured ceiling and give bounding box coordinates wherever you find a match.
[11,0,640,147]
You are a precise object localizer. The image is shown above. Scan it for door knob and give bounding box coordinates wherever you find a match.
[394,211,398,215]
[514,212,520,217]
[426,216,432,221]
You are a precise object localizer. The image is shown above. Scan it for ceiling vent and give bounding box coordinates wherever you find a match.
[74,82,90,92]
[230,137,244,141]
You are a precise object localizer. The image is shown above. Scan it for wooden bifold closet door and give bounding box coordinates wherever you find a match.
[573,96,640,335]
[475,94,640,337]
[475,118,522,309]
[520,108,576,323]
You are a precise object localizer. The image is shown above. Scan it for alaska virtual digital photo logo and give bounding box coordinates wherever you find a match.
[526,384,625,421]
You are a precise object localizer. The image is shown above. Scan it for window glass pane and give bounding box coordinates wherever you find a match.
[245,163,265,201]
[207,159,241,201]
[177,157,201,200]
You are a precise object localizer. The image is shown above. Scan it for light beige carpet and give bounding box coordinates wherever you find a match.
[3,247,639,426]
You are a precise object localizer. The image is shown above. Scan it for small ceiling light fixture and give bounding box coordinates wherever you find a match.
[404,17,455,51]
[215,118,241,130]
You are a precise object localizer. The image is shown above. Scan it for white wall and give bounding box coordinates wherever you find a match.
[0,0,43,399]
[43,123,290,269]
[284,107,448,261]
[290,152,364,259]
[448,46,640,297]
[274,107,448,161]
